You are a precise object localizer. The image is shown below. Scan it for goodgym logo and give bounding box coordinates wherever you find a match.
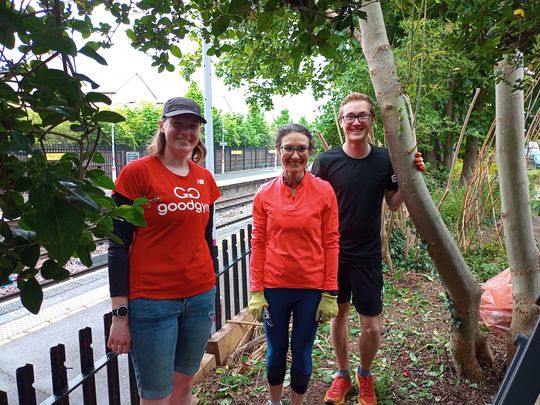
[157,186,209,216]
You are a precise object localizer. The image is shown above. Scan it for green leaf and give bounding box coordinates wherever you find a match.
[264,0,279,12]
[111,205,147,226]
[40,259,70,280]
[11,228,37,242]
[79,44,107,65]
[92,195,116,209]
[45,105,79,120]
[133,197,150,206]
[76,245,93,267]
[409,352,418,363]
[58,181,101,212]
[9,130,34,153]
[0,191,25,220]
[32,28,77,55]
[84,92,112,104]
[138,0,157,10]
[94,111,126,123]
[21,244,40,268]
[92,152,106,164]
[126,29,137,41]
[0,256,15,273]
[74,73,100,89]
[318,41,337,59]
[86,169,115,189]
[23,200,85,265]
[92,219,114,238]
[257,12,274,32]
[170,44,182,58]
[1,222,13,239]
[0,81,18,101]
[19,277,43,314]
[213,16,230,36]
[29,184,55,213]
[228,0,251,15]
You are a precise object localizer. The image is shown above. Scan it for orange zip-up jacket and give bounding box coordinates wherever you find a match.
[250,172,339,292]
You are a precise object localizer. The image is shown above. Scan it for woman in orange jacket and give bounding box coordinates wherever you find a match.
[248,124,340,405]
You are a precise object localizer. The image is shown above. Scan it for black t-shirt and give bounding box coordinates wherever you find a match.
[312,145,398,265]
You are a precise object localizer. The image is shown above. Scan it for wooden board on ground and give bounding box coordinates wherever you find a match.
[206,308,255,365]
[194,353,216,384]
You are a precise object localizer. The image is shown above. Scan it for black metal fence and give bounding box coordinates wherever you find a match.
[16,145,277,179]
[0,224,252,404]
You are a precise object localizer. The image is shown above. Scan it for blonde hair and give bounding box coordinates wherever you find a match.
[147,121,207,163]
[338,93,376,119]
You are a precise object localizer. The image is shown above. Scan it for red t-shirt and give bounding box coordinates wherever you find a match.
[114,155,221,299]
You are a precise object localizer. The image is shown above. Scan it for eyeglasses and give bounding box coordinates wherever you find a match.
[280,145,310,156]
[341,113,372,123]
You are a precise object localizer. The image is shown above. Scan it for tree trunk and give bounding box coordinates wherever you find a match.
[495,55,540,360]
[359,2,493,381]
[426,136,438,165]
[460,136,478,184]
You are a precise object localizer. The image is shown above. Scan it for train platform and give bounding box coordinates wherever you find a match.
[214,166,281,186]
[0,167,281,404]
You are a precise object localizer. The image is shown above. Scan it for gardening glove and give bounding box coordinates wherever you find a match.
[316,293,338,323]
[248,291,268,322]
[415,151,426,172]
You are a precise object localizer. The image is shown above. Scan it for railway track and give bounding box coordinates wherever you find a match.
[216,193,255,211]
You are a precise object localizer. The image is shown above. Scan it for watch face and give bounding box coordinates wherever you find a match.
[114,306,129,317]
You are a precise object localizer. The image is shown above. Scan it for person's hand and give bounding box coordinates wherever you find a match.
[248,291,268,321]
[316,293,338,323]
[415,151,426,172]
[107,317,131,354]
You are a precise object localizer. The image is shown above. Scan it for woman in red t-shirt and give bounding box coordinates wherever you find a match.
[248,124,340,405]
[107,97,220,404]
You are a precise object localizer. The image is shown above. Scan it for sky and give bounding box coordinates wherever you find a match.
[75,21,320,123]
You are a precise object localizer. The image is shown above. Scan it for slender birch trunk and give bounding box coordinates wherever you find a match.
[358,1,493,381]
[495,55,540,359]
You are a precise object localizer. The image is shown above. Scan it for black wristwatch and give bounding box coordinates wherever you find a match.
[111,305,129,318]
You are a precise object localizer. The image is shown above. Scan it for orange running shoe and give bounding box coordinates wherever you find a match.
[356,373,377,405]
[323,375,352,404]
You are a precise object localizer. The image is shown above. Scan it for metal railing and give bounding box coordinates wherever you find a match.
[0,224,252,404]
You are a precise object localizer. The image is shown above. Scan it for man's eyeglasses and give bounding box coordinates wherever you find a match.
[341,113,372,123]
[280,145,310,156]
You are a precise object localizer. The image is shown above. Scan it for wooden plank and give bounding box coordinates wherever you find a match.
[207,308,255,365]
[193,353,216,384]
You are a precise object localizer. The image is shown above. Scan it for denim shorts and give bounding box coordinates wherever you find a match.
[128,287,216,399]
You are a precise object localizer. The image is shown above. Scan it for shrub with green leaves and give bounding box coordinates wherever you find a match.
[1,1,146,313]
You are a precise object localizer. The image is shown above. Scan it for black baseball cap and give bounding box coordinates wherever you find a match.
[162,97,207,123]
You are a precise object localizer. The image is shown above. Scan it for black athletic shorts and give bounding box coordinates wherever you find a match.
[337,262,383,316]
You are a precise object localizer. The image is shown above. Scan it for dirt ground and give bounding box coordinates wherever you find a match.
[195,270,509,405]
[194,215,540,404]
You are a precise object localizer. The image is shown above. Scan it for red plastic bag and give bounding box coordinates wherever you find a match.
[479,268,513,335]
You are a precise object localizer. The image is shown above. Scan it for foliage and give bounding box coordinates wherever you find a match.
[239,105,271,147]
[0,0,146,313]
[222,113,245,147]
[108,102,162,148]
[529,168,540,215]
[269,109,291,133]
[388,228,434,275]
[463,242,507,283]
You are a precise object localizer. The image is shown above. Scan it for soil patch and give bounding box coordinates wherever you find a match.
[195,271,507,404]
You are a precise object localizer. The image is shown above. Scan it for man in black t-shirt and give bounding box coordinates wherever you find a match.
[312,93,405,405]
